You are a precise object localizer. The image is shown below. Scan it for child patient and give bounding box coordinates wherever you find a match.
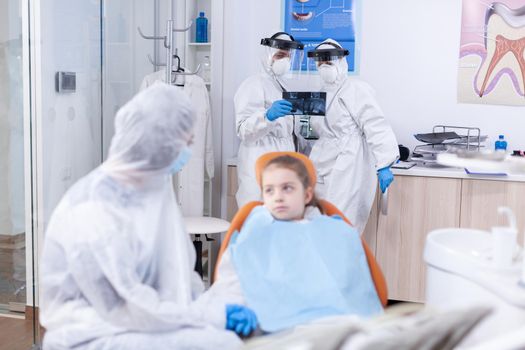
[213,152,383,333]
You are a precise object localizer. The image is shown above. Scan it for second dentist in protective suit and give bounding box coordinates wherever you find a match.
[234,32,304,207]
[307,39,399,234]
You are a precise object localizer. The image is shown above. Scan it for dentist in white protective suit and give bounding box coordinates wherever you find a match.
[307,39,399,234]
[39,84,254,350]
[234,32,304,207]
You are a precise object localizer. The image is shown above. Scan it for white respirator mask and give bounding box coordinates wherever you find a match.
[318,64,338,84]
[271,57,291,76]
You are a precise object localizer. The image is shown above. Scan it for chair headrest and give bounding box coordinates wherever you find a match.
[255,152,317,188]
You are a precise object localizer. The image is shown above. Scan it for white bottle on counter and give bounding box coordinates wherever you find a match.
[492,207,517,269]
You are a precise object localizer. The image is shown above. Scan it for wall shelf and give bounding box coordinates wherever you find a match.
[188,42,211,46]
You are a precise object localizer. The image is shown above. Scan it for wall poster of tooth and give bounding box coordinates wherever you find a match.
[458,0,525,106]
[284,0,359,73]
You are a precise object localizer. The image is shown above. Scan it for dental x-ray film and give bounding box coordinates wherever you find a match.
[283,92,326,116]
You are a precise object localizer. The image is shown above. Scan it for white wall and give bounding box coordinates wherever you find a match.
[221,0,282,161]
[220,0,282,216]
[360,0,525,152]
[221,0,525,171]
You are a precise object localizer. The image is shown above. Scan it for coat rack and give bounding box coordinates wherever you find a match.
[138,20,201,85]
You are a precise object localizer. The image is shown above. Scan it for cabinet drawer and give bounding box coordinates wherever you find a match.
[461,179,525,245]
[376,176,462,302]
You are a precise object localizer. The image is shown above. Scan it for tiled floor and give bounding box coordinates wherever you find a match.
[0,315,36,350]
[0,234,26,307]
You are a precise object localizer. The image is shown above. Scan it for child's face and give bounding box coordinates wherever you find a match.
[261,165,313,221]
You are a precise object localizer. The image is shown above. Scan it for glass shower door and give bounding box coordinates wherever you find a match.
[0,0,27,317]
[33,0,104,347]
[0,0,42,349]
[102,0,166,156]
[28,0,171,347]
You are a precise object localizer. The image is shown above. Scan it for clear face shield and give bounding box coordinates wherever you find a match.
[260,33,304,80]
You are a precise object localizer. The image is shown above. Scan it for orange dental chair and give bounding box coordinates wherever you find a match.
[214,151,388,307]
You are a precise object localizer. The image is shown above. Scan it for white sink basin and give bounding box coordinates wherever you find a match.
[425,228,524,306]
[424,228,525,346]
[425,228,502,274]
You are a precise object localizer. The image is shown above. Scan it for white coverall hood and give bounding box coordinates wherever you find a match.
[261,33,303,82]
[316,38,349,89]
[102,83,195,184]
[307,40,399,233]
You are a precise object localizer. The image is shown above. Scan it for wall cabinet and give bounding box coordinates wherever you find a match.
[369,177,525,302]
[226,165,525,303]
[362,189,379,253]
[375,176,462,302]
[460,179,525,246]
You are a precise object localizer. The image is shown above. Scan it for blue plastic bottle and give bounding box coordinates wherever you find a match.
[196,12,208,43]
[495,135,507,151]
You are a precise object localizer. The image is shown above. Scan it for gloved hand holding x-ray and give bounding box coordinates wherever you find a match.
[282,92,327,140]
[266,100,293,121]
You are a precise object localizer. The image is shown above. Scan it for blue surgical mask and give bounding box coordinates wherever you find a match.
[169,146,192,174]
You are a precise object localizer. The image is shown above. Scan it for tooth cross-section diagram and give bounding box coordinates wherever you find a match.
[478,2,525,97]
[478,34,525,97]
[458,0,525,106]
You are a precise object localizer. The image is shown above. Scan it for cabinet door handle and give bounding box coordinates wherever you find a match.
[380,188,388,215]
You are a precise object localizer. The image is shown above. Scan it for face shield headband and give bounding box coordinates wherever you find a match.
[260,32,305,51]
[307,42,349,62]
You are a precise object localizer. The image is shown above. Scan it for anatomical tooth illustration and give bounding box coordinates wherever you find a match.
[478,34,525,97]
[477,3,525,97]
[458,0,525,106]
[484,2,525,48]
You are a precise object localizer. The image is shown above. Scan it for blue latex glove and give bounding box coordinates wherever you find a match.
[266,100,293,121]
[377,167,394,193]
[226,304,258,337]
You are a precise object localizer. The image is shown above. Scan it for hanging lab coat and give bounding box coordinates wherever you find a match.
[309,78,399,234]
[234,73,295,207]
[141,71,214,216]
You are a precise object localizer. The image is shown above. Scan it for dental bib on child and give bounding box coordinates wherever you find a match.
[229,206,383,332]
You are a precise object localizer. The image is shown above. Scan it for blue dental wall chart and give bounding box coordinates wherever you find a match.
[284,0,359,72]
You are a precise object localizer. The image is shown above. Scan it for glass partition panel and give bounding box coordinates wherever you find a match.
[0,0,27,317]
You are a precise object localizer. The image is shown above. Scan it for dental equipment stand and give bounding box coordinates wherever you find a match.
[298,115,319,140]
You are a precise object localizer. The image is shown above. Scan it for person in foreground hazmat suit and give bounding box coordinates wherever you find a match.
[39,84,255,350]
[307,39,399,234]
[234,32,304,207]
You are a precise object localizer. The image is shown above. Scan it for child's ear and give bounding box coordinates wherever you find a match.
[305,186,314,204]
